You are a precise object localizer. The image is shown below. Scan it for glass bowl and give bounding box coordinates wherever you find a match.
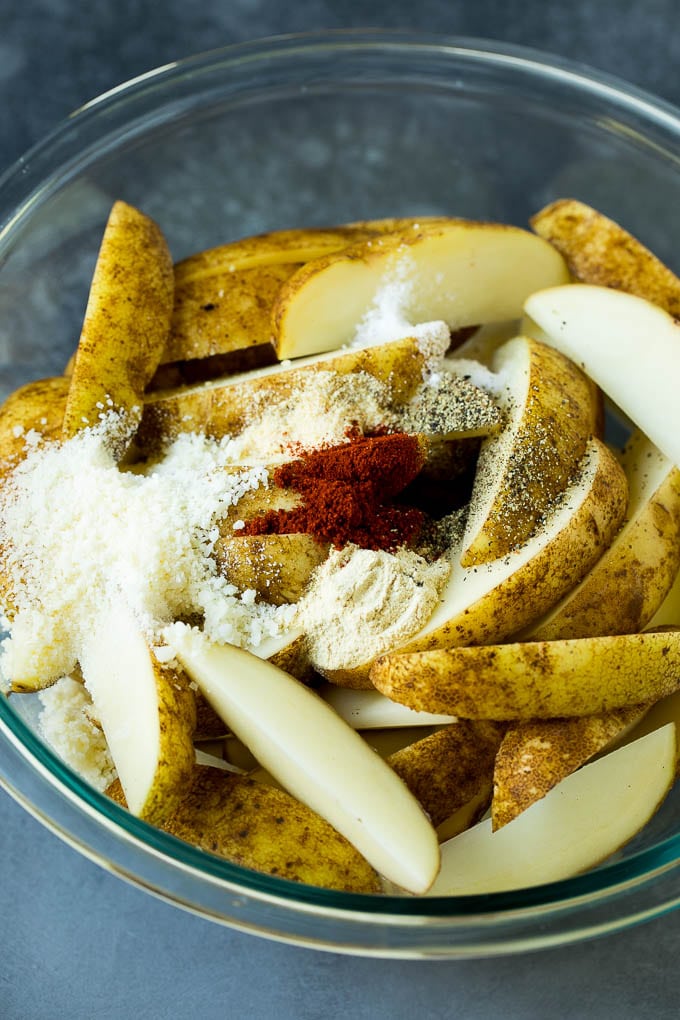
[1,30,679,959]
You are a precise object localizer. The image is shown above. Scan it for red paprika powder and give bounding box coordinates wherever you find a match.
[243,433,426,551]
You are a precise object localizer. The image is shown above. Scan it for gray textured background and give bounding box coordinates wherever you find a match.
[2,2,680,1017]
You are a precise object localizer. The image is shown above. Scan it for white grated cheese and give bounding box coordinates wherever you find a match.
[0,416,293,687]
[38,676,116,791]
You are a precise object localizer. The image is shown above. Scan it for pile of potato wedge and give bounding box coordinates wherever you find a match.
[2,196,680,898]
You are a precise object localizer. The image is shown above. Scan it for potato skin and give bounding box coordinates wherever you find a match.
[371,630,680,720]
[62,201,174,442]
[108,766,381,893]
[530,198,680,319]
[388,721,505,826]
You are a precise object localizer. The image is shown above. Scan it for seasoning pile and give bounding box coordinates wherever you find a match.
[1,200,680,896]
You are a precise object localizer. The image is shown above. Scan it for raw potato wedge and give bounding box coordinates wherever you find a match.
[139,334,443,448]
[371,630,680,720]
[62,201,174,444]
[159,228,384,377]
[272,220,570,359]
[319,685,456,729]
[107,767,381,893]
[387,721,505,827]
[168,625,440,893]
[427,724,676,895]
[525,285,680,468]
[460,336,597,566]
[214,533,329,605]
[0,377,68,469]
[527,431,680,640]
[530,198,680,318]
[650,567,680,628]
[491,706,648,830]
[79,602,196,825]
[324,437,627,687]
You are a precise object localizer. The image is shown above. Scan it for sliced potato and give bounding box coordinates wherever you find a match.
[214,533,329,605]
[318,685,455,729]
[0,377,68,469]
[168,625,440,893]
[139,334,439,448]
[159,223,393,372]
[272,220,570,359]
[324,437,627,688]
[79,602,196,824]
[525,285,680,469]
[62,201,174,445]
[107,767,381,893]
[491,706,648,830]
[460,336,597,566]
[371,630,680,720]
[428,724,676,895]
[387,721,505,827]
[530,198,680,318]
[527,431,680,640]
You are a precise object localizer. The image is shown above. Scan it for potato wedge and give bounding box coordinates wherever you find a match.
[530,198,680,318]
[0,377,68,469]
[650,567,680,628]
[272,220,570,359]
[387,721,505,827]
[62,201,173,444]
[428,724,676,895]
[214,532,329,605]
[139,334,440,448]
[324,437,627,687]
[525,285,680,469]
[460,336,597,566]
[168,625,440,893]
[527,431,680,640]
[107,766,381,893]
[159,224,390,373]
[491,706,647,830]
[79,602,196,824]
[371,630,680,720]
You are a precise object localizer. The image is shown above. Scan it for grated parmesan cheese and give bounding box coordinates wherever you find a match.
[38,676,116,791]
[0,416,294,687]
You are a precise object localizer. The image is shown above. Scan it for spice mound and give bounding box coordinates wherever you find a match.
[243,432,427,550]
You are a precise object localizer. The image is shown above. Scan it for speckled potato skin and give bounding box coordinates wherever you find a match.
[139,335,429,449]
[387,721,505,827]
[491,707,647,830]
[160,223,392,368]
[530,198,680,319]
[529,462,680,641]
[0,376,68,470]
[214,533,329,605]
[62,201,174,442]
[402,439,628,654]
[461,337,598,567]
[371,629,680,720]
[135,657,197,826]
[107,765,382,893]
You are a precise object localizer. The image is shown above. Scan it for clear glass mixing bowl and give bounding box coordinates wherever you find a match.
[1,31,679,958]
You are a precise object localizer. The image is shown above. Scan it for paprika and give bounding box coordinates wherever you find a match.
[243,433,426,551]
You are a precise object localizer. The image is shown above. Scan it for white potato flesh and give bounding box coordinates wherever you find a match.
[79,604,162,815]
[525,285,680,467]
[428,724,675,895]
[168,626,440,893]
[275,223,570,358]
[318,684,456,729]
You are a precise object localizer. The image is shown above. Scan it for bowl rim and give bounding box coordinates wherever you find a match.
[1,28,680,951]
